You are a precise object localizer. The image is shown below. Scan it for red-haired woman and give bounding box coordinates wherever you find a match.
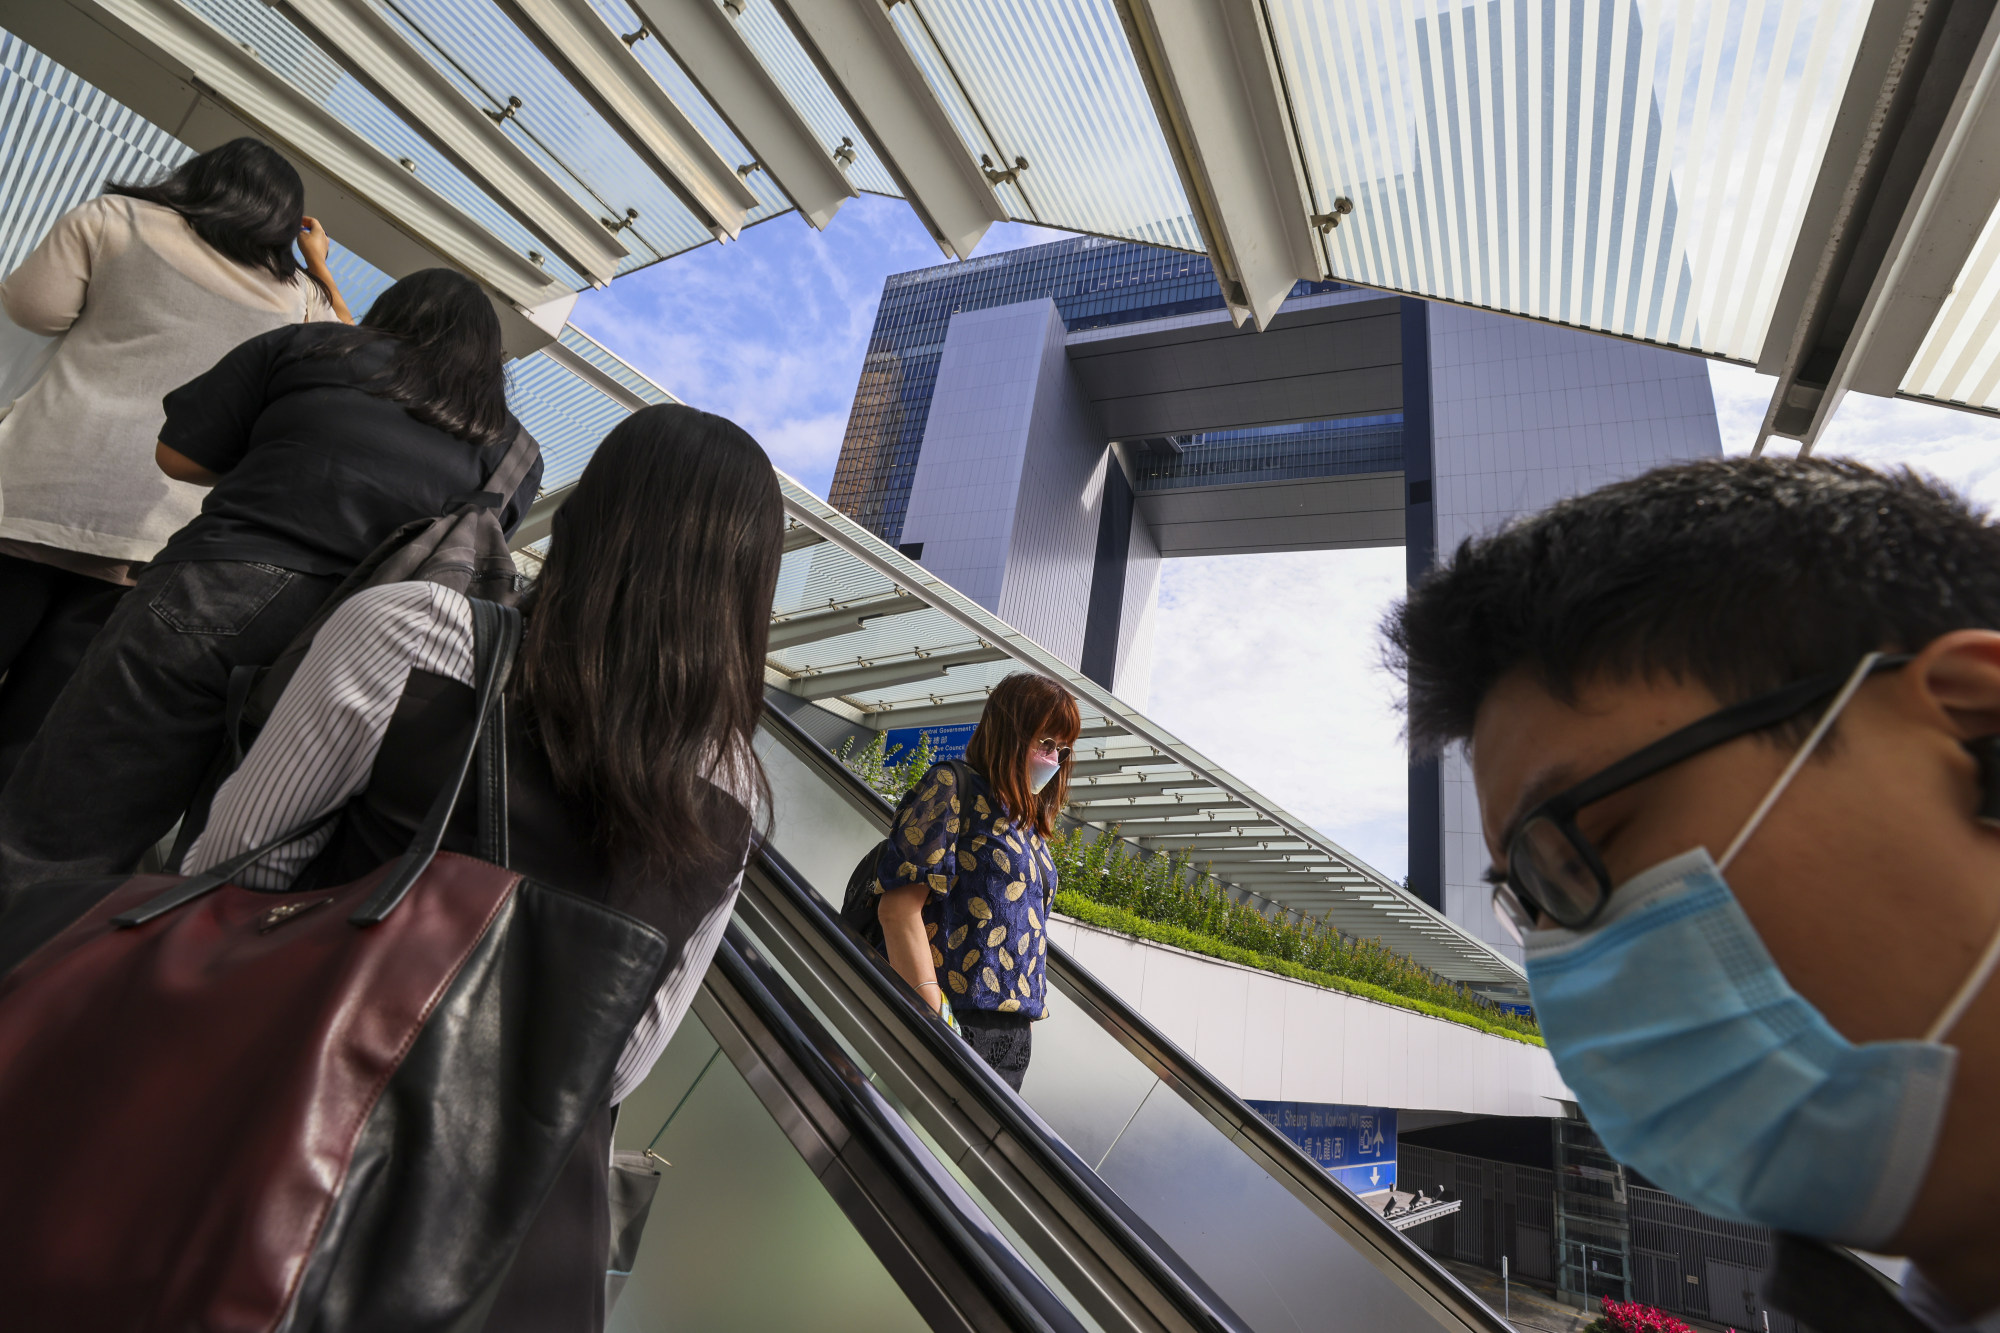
[875,671,1079,1089]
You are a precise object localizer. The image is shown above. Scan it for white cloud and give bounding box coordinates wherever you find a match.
[1144,363,2000,891]
[1145,547,1412,880]
[1708,361,2000,501]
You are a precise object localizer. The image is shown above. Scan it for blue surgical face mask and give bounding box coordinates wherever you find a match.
[1521,653,2000,1249]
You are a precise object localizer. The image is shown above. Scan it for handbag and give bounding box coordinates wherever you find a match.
[0,598,672,1333]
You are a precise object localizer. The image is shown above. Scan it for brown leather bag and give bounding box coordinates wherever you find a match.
[0,599,669,1332]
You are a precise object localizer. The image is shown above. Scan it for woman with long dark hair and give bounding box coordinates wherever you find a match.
[875,672,1080,1089]
[0,267,539,891]
[0,138,352,781]
[180,404,781,1330]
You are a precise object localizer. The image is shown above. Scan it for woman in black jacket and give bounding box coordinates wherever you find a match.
[184,403,782,1331]
[0,268,539,892]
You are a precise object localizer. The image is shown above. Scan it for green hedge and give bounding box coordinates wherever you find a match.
[1053,894,1543,1046]
[829,743,1540,1044]
[1047,826,1541,1043]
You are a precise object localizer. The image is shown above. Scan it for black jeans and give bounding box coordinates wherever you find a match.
[0,560,340,891]
[957,1008,1034,1092]
[0,553,131,790]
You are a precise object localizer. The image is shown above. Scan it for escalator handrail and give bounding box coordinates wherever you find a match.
[760,703,1513,1333]
[746,844,1251,1333]
[756,713,1252,1333]
[714,924,1090,1333]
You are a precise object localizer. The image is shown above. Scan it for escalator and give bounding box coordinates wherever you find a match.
[606,708,1512,1333]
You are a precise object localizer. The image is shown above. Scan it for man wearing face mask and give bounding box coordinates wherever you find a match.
[875,671,1078,1090]
[1387,456,2000,1333]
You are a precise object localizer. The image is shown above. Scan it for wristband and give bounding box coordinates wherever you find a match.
[917,980,941,990]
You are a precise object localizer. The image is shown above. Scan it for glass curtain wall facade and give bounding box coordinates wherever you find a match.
[828,236,1345,542]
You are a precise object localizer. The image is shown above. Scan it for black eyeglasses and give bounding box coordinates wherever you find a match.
[1491,654,1911,940]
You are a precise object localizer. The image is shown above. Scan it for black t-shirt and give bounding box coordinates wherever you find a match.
[153,323,541,575]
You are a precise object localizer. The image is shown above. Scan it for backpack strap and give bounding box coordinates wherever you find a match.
[475,422,539,514]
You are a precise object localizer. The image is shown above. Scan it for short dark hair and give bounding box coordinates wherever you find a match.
[1386,456,2000,755]
[309,268,511,449]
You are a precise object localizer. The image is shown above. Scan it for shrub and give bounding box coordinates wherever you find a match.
[836,728,937,801]
[1045,825,1540,1040]
[828,745,1542,1042]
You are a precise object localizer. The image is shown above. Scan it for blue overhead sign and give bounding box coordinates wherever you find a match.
[883,723,978,764]
[1246,1100,1397,1195]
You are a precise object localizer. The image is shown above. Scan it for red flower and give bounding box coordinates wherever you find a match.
[1597,1296,1698,1333]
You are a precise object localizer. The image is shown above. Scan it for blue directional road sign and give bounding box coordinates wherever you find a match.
[1245,1100,1397,1194]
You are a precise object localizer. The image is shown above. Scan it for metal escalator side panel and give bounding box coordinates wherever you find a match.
[736,850,1245,1333]
[702,926,1090,1333]
[756,703,1513,1333]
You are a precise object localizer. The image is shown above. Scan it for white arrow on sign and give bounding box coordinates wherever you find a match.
[1370,1166,1381,1186]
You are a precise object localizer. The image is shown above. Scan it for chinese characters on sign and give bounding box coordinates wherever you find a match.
[1245,1100,1397,1195]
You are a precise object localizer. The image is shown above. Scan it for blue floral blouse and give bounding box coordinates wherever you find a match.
[874,761,1052,1018]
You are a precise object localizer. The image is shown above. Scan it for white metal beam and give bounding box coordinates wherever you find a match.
[1811,1,2000,436]
[771,0,1005,259]
[274,0,630,285]
[629,0,856,230]
[1755,0,2000,450]
[490,0,761,240]
[1114,0,1320,330]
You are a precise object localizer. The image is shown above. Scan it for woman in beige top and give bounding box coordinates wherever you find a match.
[0,137,349,785]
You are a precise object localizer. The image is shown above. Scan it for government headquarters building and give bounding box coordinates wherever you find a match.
[1,1,1986,1330]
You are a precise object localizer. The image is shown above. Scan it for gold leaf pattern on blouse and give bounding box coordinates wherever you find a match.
[919,783,936,802]
[974,795,990,817]
[947,970,967,994]
[927,873,949,894]
[981,966,1000,992]
[962,949,981,971]
[1005,834,1021,854]
[992,849,1011,873]
[937,768,956,786]
[998,947,1015,970]
[1004,878,1026,901]
[897,861,918,881]
[1026,907,1040,930]
[929,946,943,967]
[957,850,977,872]
[986,924,1007,947]
[968,897,991,920]
[925,921,938,939]
[902,825,924,846]
[925,847,946,865]
[1016,932,1029,955]
[970,835,987,851]
[947,924,968,948]
[991,819,1008,836]
[998,997,1021,1013]
[949,795,960,814]
[1017,973,1031,997]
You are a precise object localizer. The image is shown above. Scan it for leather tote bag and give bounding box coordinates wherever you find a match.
[0,599,671,1333]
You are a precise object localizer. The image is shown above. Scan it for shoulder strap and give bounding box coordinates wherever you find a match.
[112,599,522,929]
[350,598,521,924]
[479,423,539,510]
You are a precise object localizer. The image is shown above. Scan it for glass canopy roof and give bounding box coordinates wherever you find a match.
[69,0,1997,434]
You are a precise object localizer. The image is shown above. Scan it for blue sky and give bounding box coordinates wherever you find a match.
[570,199,2000,883]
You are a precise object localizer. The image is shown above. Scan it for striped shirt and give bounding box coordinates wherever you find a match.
[186,581,746,1104]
